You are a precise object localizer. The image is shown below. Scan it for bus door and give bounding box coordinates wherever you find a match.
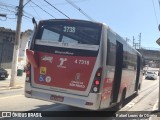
[111,41,123,103]
[135,55,140,91]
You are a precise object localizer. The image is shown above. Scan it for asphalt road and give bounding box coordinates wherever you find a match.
[0,73,159,120]
[120,75,159,111]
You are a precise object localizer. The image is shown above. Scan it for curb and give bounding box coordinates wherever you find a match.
[149,100,160,120]
[0,85,24,90]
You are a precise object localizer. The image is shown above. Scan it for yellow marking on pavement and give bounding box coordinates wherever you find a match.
[0,95,23,99]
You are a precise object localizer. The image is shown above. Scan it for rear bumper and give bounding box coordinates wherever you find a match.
[25,83,102,110]
[145,76,157,80]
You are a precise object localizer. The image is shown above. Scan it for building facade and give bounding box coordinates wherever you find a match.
[0,27,32,69]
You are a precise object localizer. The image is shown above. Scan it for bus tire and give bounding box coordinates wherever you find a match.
[118,89,126,110]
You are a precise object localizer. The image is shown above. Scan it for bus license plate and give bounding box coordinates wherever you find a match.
[50,95,64,102]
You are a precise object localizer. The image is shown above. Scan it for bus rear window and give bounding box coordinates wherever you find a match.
[35,22,101,45]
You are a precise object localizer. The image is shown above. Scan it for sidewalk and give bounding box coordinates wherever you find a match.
[150,100,160,120]
[0,69,160,120]
[0,69,26,90]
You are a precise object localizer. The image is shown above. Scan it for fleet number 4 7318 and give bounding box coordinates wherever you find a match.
[74,59,90,65]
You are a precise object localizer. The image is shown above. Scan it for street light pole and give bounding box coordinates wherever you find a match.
[10,0,24,87]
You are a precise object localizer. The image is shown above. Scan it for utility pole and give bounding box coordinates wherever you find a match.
[139,33,141,49]
[156,27,160,110]
[133,33,141,49]
[133,36,135,48]
[10,0,24,87]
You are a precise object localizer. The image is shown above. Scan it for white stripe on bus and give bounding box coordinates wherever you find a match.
[35,40,99,51]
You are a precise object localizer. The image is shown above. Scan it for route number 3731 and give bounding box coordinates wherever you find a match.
[74,59,90,65]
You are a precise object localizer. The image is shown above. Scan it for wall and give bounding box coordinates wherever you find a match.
[0,27,32,69]
[0,27,15,68]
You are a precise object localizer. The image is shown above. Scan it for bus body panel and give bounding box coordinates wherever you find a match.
[25,19,143,110]
[30,51,96,93]
[27,47,102,96]
[25,83,102,110]
[27,20,102,96]
[98,26,114,109]
[99,27,143,108]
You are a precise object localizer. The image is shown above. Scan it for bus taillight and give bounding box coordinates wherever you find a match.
[26,62,31,83]
[91,68,102,93]
[95,80,100,85]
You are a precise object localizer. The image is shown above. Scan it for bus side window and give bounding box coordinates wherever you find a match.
[106,38,116,66]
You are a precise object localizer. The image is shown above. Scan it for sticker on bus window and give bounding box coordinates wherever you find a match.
[69,80,85,89]
[41,56,53,63]
[57,58,67,68]
[40,67,47,75]
[46,76,52,83]
[39,74,45,82]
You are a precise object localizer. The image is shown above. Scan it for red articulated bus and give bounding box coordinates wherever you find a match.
[25,19,143,110]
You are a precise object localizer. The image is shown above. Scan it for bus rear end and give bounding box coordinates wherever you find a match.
[25,19,102,110]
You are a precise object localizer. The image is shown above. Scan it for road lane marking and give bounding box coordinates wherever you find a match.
[149,99,158,120]
[152,99,158,111]
[0,95,23,99]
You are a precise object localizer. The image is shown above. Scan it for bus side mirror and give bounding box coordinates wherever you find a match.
[32,17,37,31]
[32,17,37,26]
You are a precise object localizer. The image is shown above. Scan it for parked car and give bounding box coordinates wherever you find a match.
[0,68,9,79]
[145,71,157,80]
